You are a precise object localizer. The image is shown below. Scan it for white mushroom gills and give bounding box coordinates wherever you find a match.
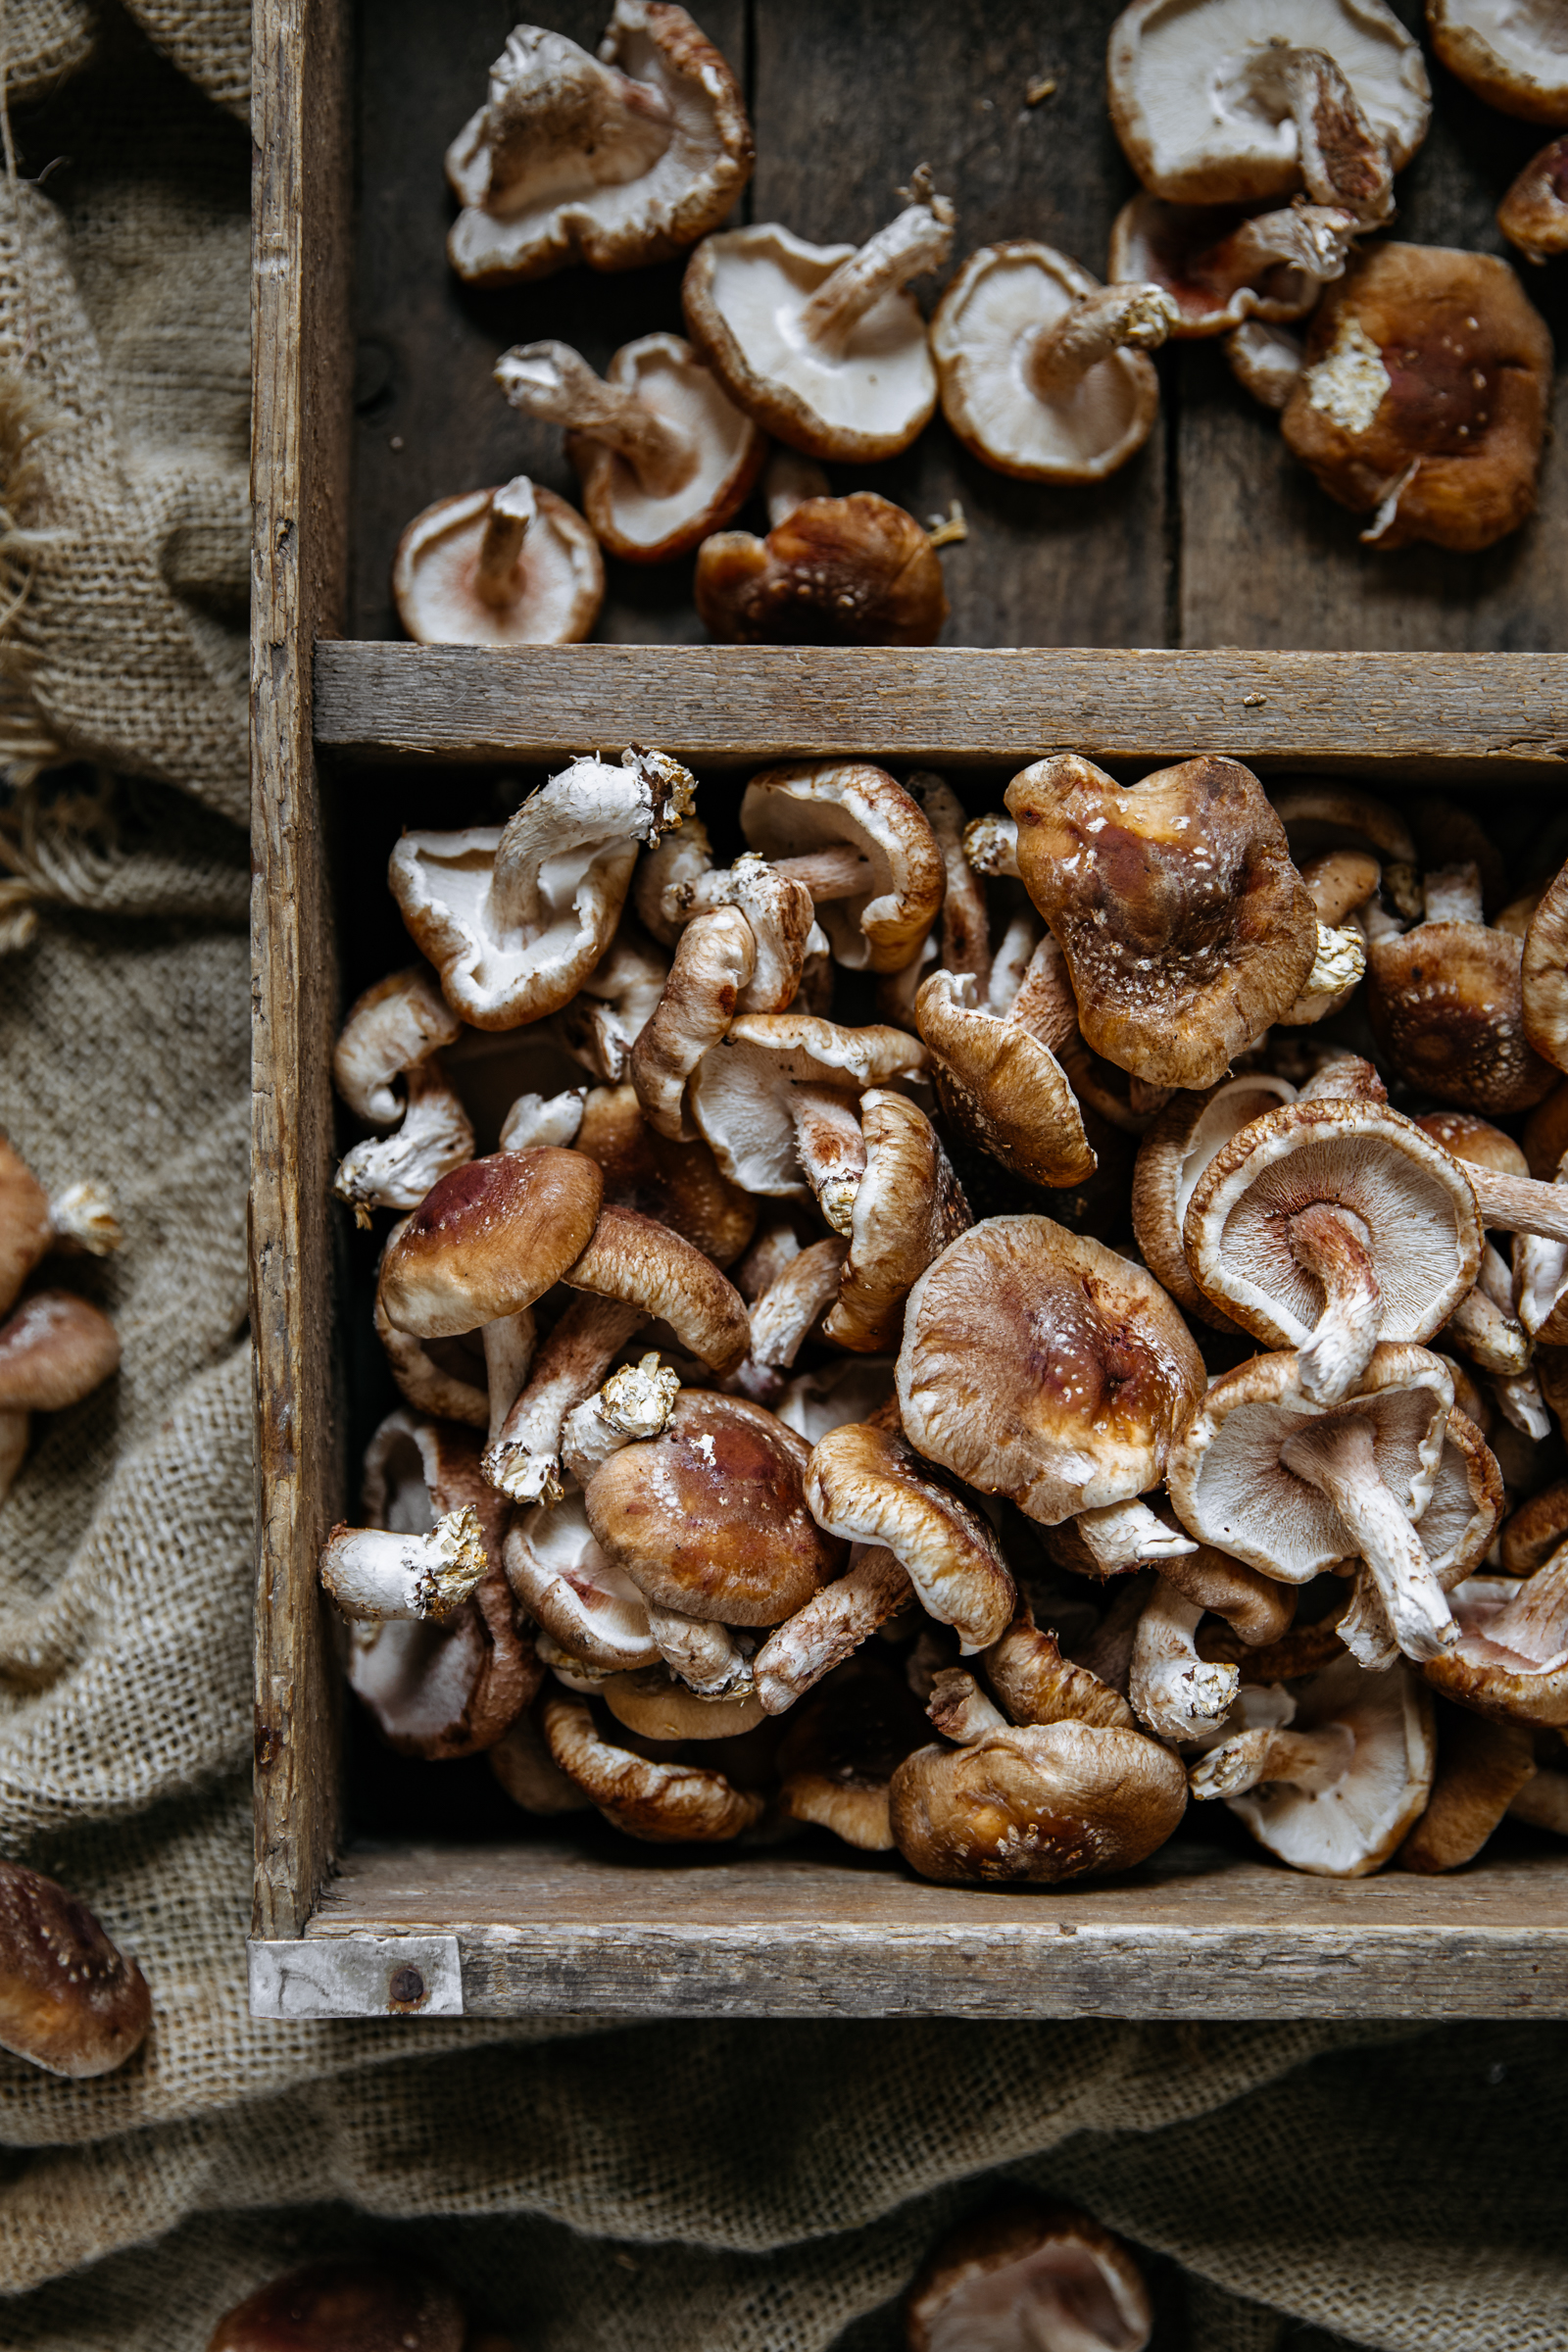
[793,168,955,360]
[1279,1413,1457,1661]
[319,1508,487,1624]
[332,1059,474,1227]
[496,340,698,498]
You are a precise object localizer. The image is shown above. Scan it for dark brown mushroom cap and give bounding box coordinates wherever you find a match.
[0,1136,53,1320]
[905,2194,1152,2352]
[915,969,1097,1192]
[1414,1108,1531,1181]
[897,1216,1206,1526]
[1004,753,1317,1089]
[575,1082,756,1267]
[889,1718,1187,1886]
[378,1148,604,1337]
[0,1859,151,2079]
[0,1290,121,1410]
[586,1389,845,1623]
[1281,244,1552,554]
[206,2260,466,2352]
[1499,134,1568,264]
[1367,920,1556,1114]
[696,493,947,647]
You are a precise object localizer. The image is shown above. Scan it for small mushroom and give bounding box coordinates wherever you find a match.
[751,1543,915,1715]
[1424,1558,1568,1728]
[931,243,1175,482]
[904,2194,1152,2352]
[392,476,603,645]
[1225,318,1306,409]
[379,1146,603,1355]
[1109,193,1358,338]
[682,166,955,461]
[490,1701,594,1815]
[332,1059,475,1228]
[504,1486,661,1672]
[1127,1574,1242,1742]
[541,1689,764,1840]
[821,1089,971,1352]
[1269,782,1420,917]
[0,1133,121,1321]
[0,1289,122,1504]
[1428,0,1568,125]
[389,748,694,1029]
[1131,1070,1297,1326]
[1004,752,1318,1090]
[496,337,764,564]
[1281,244,1553,553]
[740,760,947,977]
[776,1654,931,1849]
[915,948,1098,1194]
[1398,1706,1537,1872]
[981,1603,1138,1731]
[696,490,948,646]
[804,1420,1017,1655]
[1499,133,1568,264]
[445,3,753,285]
[0,1859,151,2079]
[1275,849,1380,1026]
[1366,861,1556,1111]
[331,967,464,1128]
[207,2261,466,2351]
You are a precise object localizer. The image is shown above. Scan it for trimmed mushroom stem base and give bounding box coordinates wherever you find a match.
[1288,1203,1382,1407]
[1128,1578,1240,1742]
[1279,1415,1456,1663]
[560,1353,681,1486]
[1025,282,1174,401]
[484,1298,645,1502]
[320,1509,487,1623]
[753,1544,914,1714]
[1075,1496,1197,1574]
[1191,1721,1356,1802]
[1205,203,1356,296]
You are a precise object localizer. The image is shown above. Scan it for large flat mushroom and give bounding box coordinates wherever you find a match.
[696,490,948,646]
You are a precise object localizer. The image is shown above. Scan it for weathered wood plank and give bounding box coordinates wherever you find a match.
[299,1839,1568,2018]
[314,641,1568,772]
[251,0,353,1937]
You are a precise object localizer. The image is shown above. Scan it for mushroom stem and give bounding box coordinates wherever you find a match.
[1463,1164,1568,1246]
[1487,1544,1568,1666]
[753,1543,914,1714]
[46,1181,122,1258]
[1204,203,1357,295]
[1493,1366,1552,1441]
[926,1665,1009,1744]
[319,1508,487,1624]
[763,448,831,527]
[484,1296,646,1502]
[789,1084,867,1234]
[495,341,697,498]
[560,1352,681,1486]
[1024,282,1175,402]
[1508,1768,1568,1837]
[1288,1202,1383,1406]
[473,475,537,607]
[1423,862,1485,925]
[1446,1255,1532,1379]
[1190,1720,1355,1801]
[768,846,876,902]
[1278,1414,1456,1663]
[499,1086,589,1153]
[332,1059,475,1228]
[796,171,956,359]
[644,1603,753,1694]
[488,746,696,935]
[481,1308,537,1450]
[1128,1578,1241,1742]
[962,809,1018,879]
[1075,1496,1198,1574]
[1275,43,1395,224]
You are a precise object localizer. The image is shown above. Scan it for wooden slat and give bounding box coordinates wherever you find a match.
[251,0,353,1937]
[314,641,1568,772]
[303,1838,1568,2018]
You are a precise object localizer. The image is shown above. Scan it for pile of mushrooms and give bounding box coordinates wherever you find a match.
[320,743,1568,1892]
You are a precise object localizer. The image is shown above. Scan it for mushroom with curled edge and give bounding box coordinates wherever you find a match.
[775,1653,931,1850]
[1428,0,1568,125]
[1499,135,1568,264]
[332,1060,475,1229]
[1416,1112,1544,1429]
[1366,861,1557,1113]
[1424,1553,1568,1729]
[750,1543,915,1716]
[0,1290,122,1503]
[1183,1098,1484,1407]
[930,243,1175,483]
[889,1668,1188,1887]
[1225,318,1306,410]
[1004,753,1318,1091]
[905,2193,1152,2352]
[1397,1706,1538,1872]
[0,1133,122,1321]
[348,1410,540,1759]
[897,1216,1206,1572]
[602,1662,766,1741]
[733,1234,849,1403]
[392,476,603,646]
[1269,780,1421,920]
[505,1476,662,1675]
[1275,849,1381,1026]
[696,489,948,647]
[1128,1575,1242,1743]
[389,749,695,1031]
[1168,1343,1460,1665]
[0,1858,151,2080]
[496,337,764,564]
[981,1603,1139,1732]
[574,1079,755,1268]
[1189,1653,1436,1878]
[821,1090,972,1353]
[1523,853,1568,1077]
[1108,193,1358,339]
[914,943,1098,1194]
[740,760,947,979]
[1335,1396,1504,1673]
[1281,245,1553,553]
[482,1205,749,1500]
[541,1689,764,1841]
[445,3,753,286]
[681,165,955,463]
[1131,1069,1297,1327]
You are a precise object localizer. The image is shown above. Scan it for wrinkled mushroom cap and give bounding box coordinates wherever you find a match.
[1108,0,1431,206]
[898,1216,1205,1525]
[1131,1071,1297,1321]
[586,1388,845,1623]
[905,2195,1152,2352]
[695,493,948,647]
[806,1420,1016,1651]
[916,969,1097,1193]
[890,1717,1187,1885]
[1429,0,1568,126]
[391,481,603,646]
[1005,753,1317,1090]
[683,222,938,462]
[0,1858,151,2079]
[742,761,946,973]
[1184,1098,1483,1351]
[445,2,753,284]
[931,242,1162,481]
[568,332,765,563]
[1367,914,1556,1112]
[1281,244,1553,555]
[542,1689,764,1840]
[1227,1654,1437,1877]
[824,1090,971,1353]
[689,1012,927,1198]
[378,1149,603,1338]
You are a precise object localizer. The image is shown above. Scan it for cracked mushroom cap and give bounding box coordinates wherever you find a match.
[688,1012,927,1200]
[1107,0,1430,208]
[742,761,946,974]
[1281,244,1553,555]
[897,1216,1206,1527]
[1132,1071,1297,1323]
[905,2195,1152,2352]
[445,2,753,285]
[1183,1098,1484,1361]
[695,492,948,647]
[392,477,602,647]
[1429,0,1568,124]
[806,1420,1017,1651]
[586,1389,845,1624]
[1367,899,1556,1113]
[389,749,694,1030]
[542,1689,764,1840]
[1004,753,1317,1090]
[379,1148,604,1337]
[1424,1571,1568,1728]
[207,2261,467,2352]
[822,1090,971,1353]
[931,242,1171,482]
[1108,191,1357,338]
[890,1714,1187,1886]
[0,1859,151,2079]
[915,968,1097,1194]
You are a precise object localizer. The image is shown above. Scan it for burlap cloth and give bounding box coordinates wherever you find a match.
[0,12,1563,2350]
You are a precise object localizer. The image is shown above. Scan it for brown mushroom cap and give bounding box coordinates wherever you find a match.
[897,1216,1206,1526]
[1522,856,1568,1076]
[603,1663,766,1741]
[1498,132,1568,264]
[444,4,753,285]
[823,1090,971,1353]
[0,1859,151,2079]
[1415,1108,1531,1182]
[1131,1072,1297,1323]
[915,968,1098,1192]
[391,479,603,647]
[0,1135,57,1319]
[806,1420,1016,1651]
[890,1716,1187,1886]
[1281,244,1553,554]
[1501,1477,1568,1575]
[1424,1572,1568,1727]
[1004,752,1317,1089]
[542,1690,764,1841]
[905,2195,1152,2352]
[586,1389,845,1624]
[982,1607,1139,1731]
[207,2260,467,2352]
[741,762,945,975]
[379,1149,604,1338]
[1429,0,1568,126]
[1398,1705,1537,1873]
[1367,912,1556,1112]
[695,493,948,647]
[0,1289,121,1412]
[575,1081,755,1266]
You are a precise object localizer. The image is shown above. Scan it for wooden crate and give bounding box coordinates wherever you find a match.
[251,0,1568,2020]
